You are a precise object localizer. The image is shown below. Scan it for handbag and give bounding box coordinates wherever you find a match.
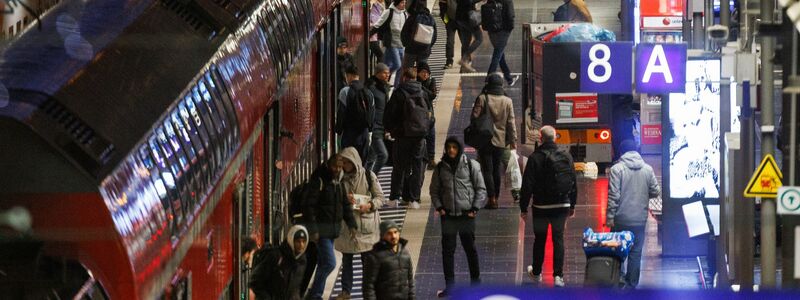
[463,93,493,149]
[468,9,481,27]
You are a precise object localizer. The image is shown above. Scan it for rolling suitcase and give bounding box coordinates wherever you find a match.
[584,255,621,287]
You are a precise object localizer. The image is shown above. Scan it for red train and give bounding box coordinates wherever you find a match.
[0,0,368,298]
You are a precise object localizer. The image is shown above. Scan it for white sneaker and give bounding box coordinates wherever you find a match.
[386,199,398,208]
[554,276,565,287]
[410,201,421,209]
[527,266,542,283]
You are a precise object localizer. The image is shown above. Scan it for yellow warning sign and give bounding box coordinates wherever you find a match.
[744,154,783,198]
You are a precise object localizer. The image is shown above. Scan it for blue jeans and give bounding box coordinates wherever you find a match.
[613,224,646,288]
[488,31,512,81]
[341,253,366,293]
[367,135,389,174]
[309,238,335,299]
[384,47,404,84]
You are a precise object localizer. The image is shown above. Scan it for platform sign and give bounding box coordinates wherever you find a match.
[777,187,800,215]
[635,43,686,94]
[744,154,783,198]
[580,42,633,94]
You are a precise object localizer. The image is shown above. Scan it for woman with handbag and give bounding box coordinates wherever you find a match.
[456,0,484,73]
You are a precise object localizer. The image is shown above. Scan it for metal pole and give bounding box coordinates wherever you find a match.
[705,0,714,50]
[720,0,730,28]
[736,80,756,290]
[759,0,777,288]
[741,0,752,50]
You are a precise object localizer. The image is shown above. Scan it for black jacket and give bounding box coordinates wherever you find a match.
[384,80,425,138]
[249,243,307,300]
[335,79,373,135]
[493,0,516,32]
[337,53,354,91]
[363,239,415,300]
[420,77,437,120]
[400,8,438,56]
[518,141,578,213]
[306,165,357,239]
[456,0,482,27]
[366,76,390,135]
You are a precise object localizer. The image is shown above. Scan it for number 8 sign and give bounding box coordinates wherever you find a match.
[580,42,633,94]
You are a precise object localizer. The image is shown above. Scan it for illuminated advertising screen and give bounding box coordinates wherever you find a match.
[668,59,721,198]
[555,93,599,124]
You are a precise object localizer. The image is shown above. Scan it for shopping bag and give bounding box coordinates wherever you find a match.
[505,150,522,190]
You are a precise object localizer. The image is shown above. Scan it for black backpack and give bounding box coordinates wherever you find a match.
[398,88,432,137]
[375,9,395,43]
[288,178,322,224]
[463,94,494,149]
[535,148,575,198]
[345,85,375,131]
[481,0,505,32]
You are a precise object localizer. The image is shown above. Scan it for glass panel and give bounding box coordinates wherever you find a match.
[164,119,189,172]
[192,86,223,174]
[151,133,184,227]
[197,80,230,161]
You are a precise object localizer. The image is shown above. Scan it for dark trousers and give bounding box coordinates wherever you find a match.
[457,23,482,59]
[531,208,569,277]
[441,215,480,290]
[445,21,458,64]
[341,131,370,166]
[390,137,425,202]
[613,223,646,288]
[488,31,512,81]
[367,134,388,174]
[341,252,366,293]
[370,41,384,63]
[301,241,317,297]
[425,120,436,161]
[478,145,504,198]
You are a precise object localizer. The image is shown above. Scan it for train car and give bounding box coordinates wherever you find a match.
[0,0,368,299]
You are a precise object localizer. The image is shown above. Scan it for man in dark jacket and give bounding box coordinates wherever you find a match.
[306,155,358,299]
[366,63,392,174]
[485,0,519,86]
[456,0,483,72]
[336,64,374,160]
[400,2,437,76]
[249,225,309,300]
[438,0,459,68]
[417,62,438,168]
[383,68,428,209]
[363,220,415,300]
[430,137,486,297]
[519,125,577,288]
[337,36,355,92]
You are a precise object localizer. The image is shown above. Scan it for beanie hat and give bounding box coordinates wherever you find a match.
[337,36,348,47]
[416,61,431,73]
[374,63,390,74]
[380,220,399,236]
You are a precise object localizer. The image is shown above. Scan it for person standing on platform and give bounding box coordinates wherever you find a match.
[553,0,593,22]
[372,0,408,85]
[456,0,483,73]
[334,147,385,300]
[438,0,459,69]
[401,1,437,75]
[336,65,375,163]
[430,137,487,297]
[363,220,416,300]
[482,0,519,86]
[337,36,355,92]
[370,0,386,63]
[306,155,358,300]
[249,225,309,300]
[519,125,577,288]
[606,139,660,289]
[366,63,392,174]
[471,74,516,209]
[417,62,438,169]
[383,68,430,210]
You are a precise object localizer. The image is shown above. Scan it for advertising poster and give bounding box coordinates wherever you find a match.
[668,59,721,198]
[555,93,598,124]
[642,124,662,144]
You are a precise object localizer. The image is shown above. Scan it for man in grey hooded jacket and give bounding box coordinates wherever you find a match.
[605,139,660,288]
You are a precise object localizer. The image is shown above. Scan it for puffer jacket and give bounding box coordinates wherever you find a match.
[306,164,358,239]
[430,154,487,217]
[373,4,407,48]
[606,151,661,226]
[366,76,389,136]
[363,239,415,300]
[335,147,385,254]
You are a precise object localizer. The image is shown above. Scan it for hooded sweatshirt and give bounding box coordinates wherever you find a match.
[249,224,308,300]
[335,147,385,253]
[373,3,408,48]
[606,151,661,226]
[430,138,488,216]
[384,80,425,137]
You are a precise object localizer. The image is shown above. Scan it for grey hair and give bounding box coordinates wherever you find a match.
[540,126,556,142]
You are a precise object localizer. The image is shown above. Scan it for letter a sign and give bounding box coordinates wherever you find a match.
[635,43,686,94]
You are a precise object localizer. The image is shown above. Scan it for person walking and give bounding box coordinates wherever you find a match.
[519,125,577,287]
[248,225,309,300]
[372,0,408,85]
[306,155,359,300]
[456,0,484,73]
[369,0,386,63]
[366,63,392,174]
[430,137,487,297]
[606,139,660,289]
[417,62,438,169]
[383,68,430,209]
[363,220,415,300]
[333,147,385,299]
[482,0,519,86]
[401,1,437,74]
[336,65,375,161]
[471,74,516,209]
[438,0,459,69]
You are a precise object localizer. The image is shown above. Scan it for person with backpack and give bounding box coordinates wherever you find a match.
[336,65,375,162]
[383,68,430,210]
[369,0,386,63]
[400,1,437,76]
[417,62,438,169]
[372,0,408,85]
[519,125,577,288]
[305,155,359,300]
[333,147,385,300]
[482,0,519,86]
[362,220,415,300]
[438,0,459,69]
[430,137,486,297]
[470,74,516,209]
[606,139,660,289]
[456,0,484,73]
[248,225,309,300]
[365,63,392,175]
[553,0,593,22]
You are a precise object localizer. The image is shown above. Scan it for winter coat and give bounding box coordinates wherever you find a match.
[519,141,578,213]
[336,79,374,136]
[306,165,358,239]
[373,4,408,48]
[335,147,386,254]
[420,77,437,108]
[370,1,385,42]
[456,0,482,28]
[363,239,415,300]
[400,8,438,56]
[494,0,516,32]
[430,153,487,216]
[606,151,661,226]
[471,92,517,148]
[366,76,390,136]
[249,243,307,300]
[383,80,426,138]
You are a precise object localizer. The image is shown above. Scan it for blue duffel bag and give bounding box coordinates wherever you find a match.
[582,228,634,260]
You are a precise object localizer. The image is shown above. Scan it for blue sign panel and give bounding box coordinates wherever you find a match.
[635,43,687,94]
[450,286,800,300]
[580,42,633,94]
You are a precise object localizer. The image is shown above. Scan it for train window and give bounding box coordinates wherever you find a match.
[204,70,240,149]
[152,133,185,227]
[164,119,189,172]
[282,4,299,55]
[139,144,174,232]
[184,95,214,171]
[191,87,223,173]
[171,110,197,163]
[169,111,203,209]
[158,127,185,177]
[197,80,230,160]
[179,101,212,195]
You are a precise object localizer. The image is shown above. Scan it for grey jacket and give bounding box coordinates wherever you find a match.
[430,155,487,216]
[606,151,661,226]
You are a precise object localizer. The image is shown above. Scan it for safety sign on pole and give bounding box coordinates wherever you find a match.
[744,154,783,198]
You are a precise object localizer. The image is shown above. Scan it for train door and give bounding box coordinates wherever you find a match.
[264,104,281,245]
[233,153,255,299]
[331,6,342,152]
[316,15,336,162]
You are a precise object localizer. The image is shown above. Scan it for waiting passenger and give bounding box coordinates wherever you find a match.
[306,155,358,300]
[416,62,438,169]
[336,65,375,162]
[363,220,415,300]
[334,147,385,300]
[337,36,355,92]
[430,137,486,297]
[366,63,392,174]
[372,0,408,85]
[400,1,437,76]
[248,225,309,300]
